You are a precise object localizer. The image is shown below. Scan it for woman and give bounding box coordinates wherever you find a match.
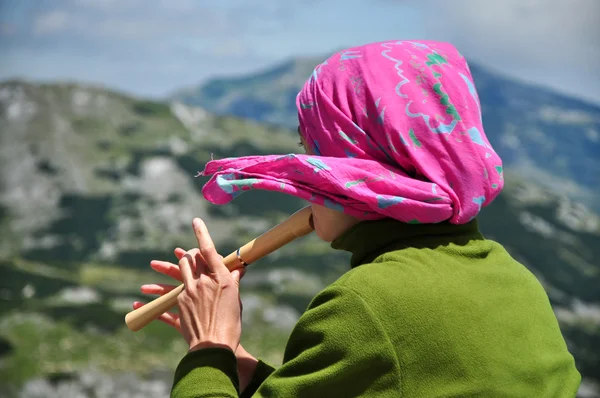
[134,40,581,397]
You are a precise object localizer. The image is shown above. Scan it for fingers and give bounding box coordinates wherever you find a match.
[150,260,183,282]
[151,248,210,285]
[192,218,227,275]
[193,250,209,277]
[179,252,196,286]
[155,310,181,330]
[175,248,224,271]
[174,247,186,260]
[132,302,180,330]
[140,283,177,295]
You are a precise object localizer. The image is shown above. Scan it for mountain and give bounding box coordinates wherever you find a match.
[0,80,337,397]
[1,80,599,397]
[172,57,600,213]
[172,57,319,129]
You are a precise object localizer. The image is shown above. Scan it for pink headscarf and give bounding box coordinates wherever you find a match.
[199,40,504,224]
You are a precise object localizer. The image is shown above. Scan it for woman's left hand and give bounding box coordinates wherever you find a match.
[174,217,243,353]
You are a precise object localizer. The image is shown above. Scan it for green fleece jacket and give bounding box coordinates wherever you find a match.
[171,218,581,397]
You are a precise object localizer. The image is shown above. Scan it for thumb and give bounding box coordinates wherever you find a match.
[231,268,243,286]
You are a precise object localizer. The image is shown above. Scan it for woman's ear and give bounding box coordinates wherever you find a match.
[297,126,307,153]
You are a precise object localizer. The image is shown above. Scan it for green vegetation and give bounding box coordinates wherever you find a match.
[132,100,172,117]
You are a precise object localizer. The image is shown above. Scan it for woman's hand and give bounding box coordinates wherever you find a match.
[134,226,259,390]
[135,247,244,330]
[138,218,243,353]
[179,218,243,353]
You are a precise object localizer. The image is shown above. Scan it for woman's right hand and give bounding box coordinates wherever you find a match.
[133,247,259,392]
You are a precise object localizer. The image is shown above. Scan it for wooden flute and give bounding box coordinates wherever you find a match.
[125,206,314,332]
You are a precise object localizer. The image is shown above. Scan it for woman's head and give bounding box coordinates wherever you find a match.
[294,40,502,223]
[199,40,503,237]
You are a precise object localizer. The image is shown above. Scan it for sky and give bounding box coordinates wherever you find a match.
[0,0,599,104]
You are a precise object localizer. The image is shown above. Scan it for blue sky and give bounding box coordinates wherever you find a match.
[1,0,599,104]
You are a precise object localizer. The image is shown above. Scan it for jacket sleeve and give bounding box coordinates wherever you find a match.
[170,349,276,398]
[171,347,240,398]
[171,285,402,397]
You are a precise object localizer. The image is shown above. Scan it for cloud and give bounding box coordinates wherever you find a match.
[0,0,288,96]
[70,0,138,11]
[21,0,304,57]
[419,0,600,67]
[58,0,307,39]
[23,1,236,43]
[0,21,16,37]
[2,0,598,103]
[404,0,600,102]
[33,10,69,34]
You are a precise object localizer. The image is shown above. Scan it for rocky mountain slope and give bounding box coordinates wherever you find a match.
[1,80,599,397]
[173,56,600,212]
